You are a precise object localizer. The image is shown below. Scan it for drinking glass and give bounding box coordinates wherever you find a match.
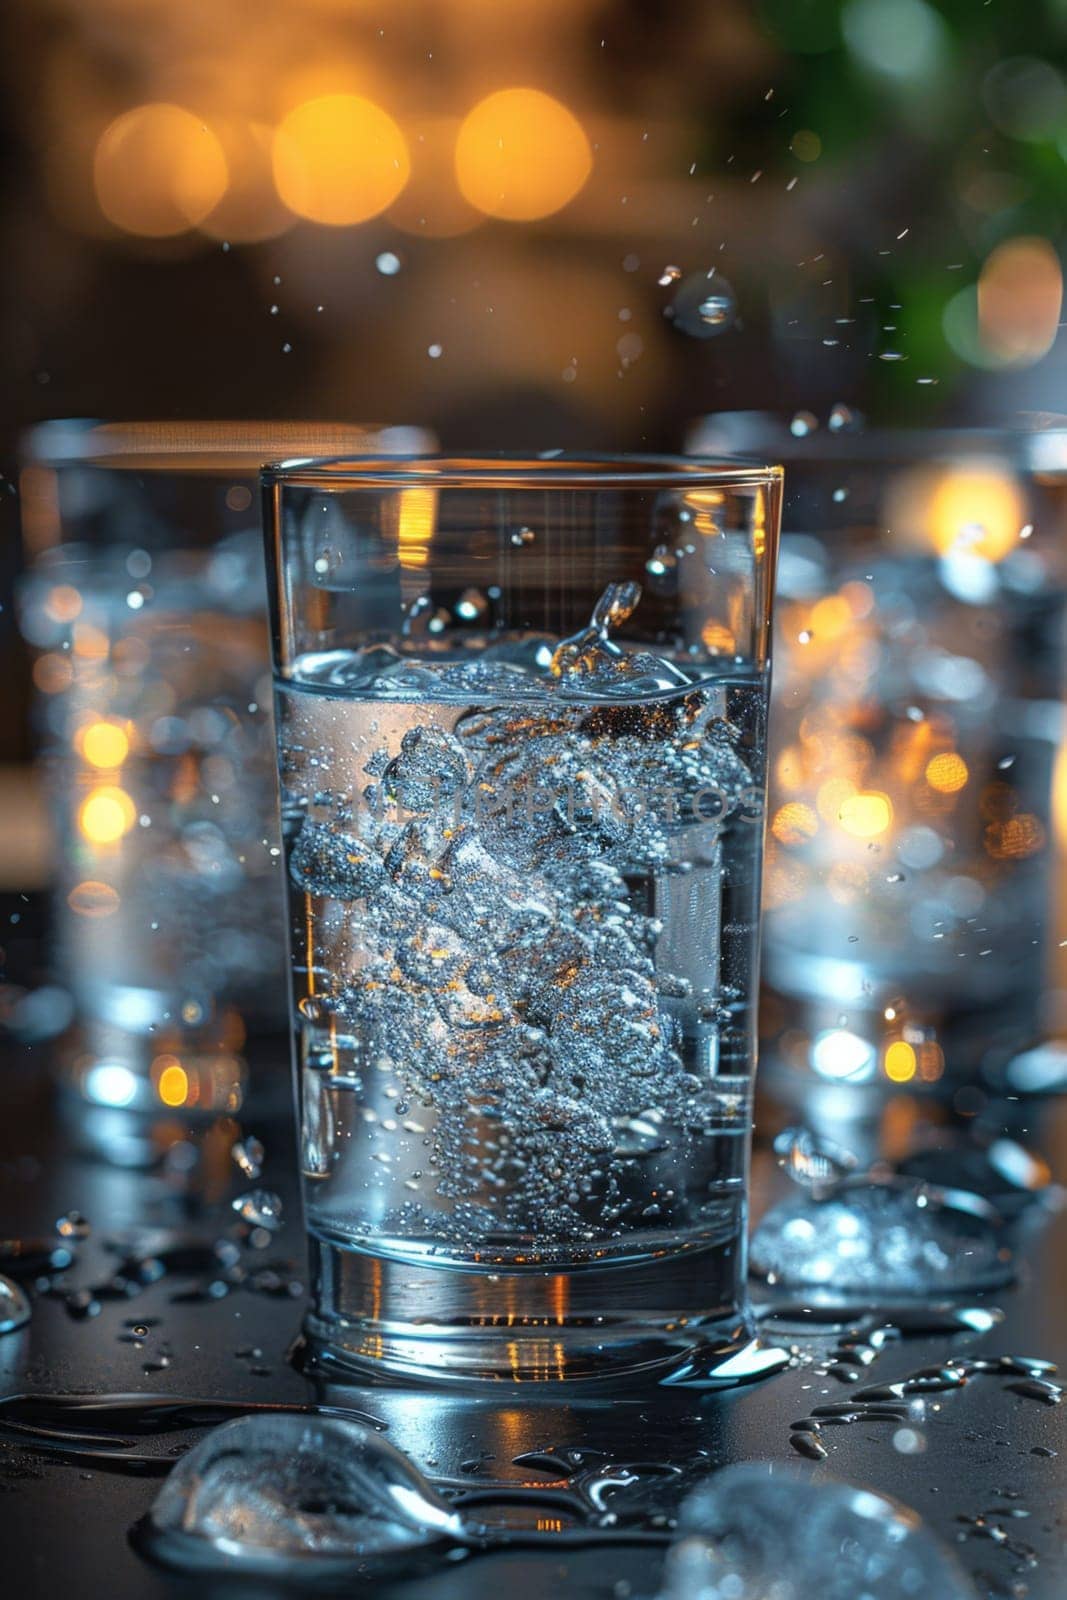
[18,420,431,1165]
[689,413,1066,1129]
[263,453,782,1382]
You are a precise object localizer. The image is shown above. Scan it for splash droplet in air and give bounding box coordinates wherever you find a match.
[670,273,737,338]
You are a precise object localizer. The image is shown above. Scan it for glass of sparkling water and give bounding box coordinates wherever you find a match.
[18,420,430,1166]
[263,455,782,1383]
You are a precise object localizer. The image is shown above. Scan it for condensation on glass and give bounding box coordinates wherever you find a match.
[263,454,781,1383]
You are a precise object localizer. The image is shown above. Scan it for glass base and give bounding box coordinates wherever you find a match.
[304,1233,762,1386]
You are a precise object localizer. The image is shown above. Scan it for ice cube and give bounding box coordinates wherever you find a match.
[142,1414,465,1575]
[750,1177,1014,1294]
[290,820,386,899]
[383,725,469,813]
[660,1464,979,1600]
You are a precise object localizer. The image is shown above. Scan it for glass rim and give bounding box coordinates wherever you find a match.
[22,419,430,474]
[262,451,784,491]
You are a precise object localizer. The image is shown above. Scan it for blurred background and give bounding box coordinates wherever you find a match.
[2,0,1067,768]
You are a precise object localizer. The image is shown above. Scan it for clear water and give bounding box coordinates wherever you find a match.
[276,592,768,1273]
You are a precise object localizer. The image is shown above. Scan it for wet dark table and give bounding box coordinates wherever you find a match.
[2,901,1066,1599]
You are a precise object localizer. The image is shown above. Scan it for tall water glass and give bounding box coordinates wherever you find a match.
[18,420,430,1166]
[263,454,781,1382]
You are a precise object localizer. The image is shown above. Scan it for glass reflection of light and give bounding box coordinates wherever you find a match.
[85,1062,140,1107]
[810,1028,878,1082]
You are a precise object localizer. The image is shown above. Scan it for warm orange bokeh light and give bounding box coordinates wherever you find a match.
[272,94,409,225]
[388,117,483,238]
[925,751,969,793]
[80,720,129,769]
[79,786,136,845]
[94,104,229,238]
[157,1062,190,1107]
[455,88,592,221]
[928,467,1027,562]
[45,584,83,623]
[884,1040,917,1083]
[978,235,1062,367]
[838,792,892,838]
[67,880,120,918]
[771,801,818,846]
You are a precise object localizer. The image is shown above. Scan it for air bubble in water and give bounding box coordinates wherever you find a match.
[658,265,682,286]
[376,252,402,276]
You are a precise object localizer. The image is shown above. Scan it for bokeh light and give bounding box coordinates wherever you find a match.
[94,104,229,237]
[79,785,136,845]
[771,801,819,845]
[884,1039,917,1082]
[272,94,409,225]
[841,0,948,83]
[156,1060,191,1107]
[928,467,1027,560]
[977,237,1062,367]
[79,720,129,769]
[925,751,969,793]
[838,792,892,837]
[455,88,592,221]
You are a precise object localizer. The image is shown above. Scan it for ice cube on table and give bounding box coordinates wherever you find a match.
[142,1414,465,1576]
[660,1463,978,1600]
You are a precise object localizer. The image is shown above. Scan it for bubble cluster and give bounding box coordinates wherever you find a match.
[288,589,757,1249]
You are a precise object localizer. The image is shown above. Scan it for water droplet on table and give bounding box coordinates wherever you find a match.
[0,1274,31,1334]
